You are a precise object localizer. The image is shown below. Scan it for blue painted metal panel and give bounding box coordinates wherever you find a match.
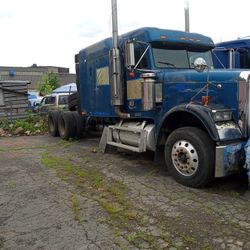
[119,27,214,47]
[79,39,117,117]
[214,39,250,68]
[216,39,250,49]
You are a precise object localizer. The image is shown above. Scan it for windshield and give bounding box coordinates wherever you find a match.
[42,96,56,105]
[152,47,214,69]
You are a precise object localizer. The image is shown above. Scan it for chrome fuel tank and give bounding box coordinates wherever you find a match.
[112,121,156,151]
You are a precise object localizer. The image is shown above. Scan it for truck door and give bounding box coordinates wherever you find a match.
[84,59,95,113]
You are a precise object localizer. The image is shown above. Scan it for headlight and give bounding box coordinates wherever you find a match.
[212,110,232,122]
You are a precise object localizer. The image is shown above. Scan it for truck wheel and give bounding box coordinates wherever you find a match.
[72,111,84,139]
[164,127,215,188]
[68,93,79,111]
[48,111,59,137]
[58,112,76,140]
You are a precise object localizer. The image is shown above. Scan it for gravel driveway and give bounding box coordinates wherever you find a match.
[0,135,250,250]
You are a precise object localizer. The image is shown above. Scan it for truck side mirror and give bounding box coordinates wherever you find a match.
[194,57,208,72]
[125,41,135,69]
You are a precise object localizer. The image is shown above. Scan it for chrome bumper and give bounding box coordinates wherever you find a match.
[215,143,245,177]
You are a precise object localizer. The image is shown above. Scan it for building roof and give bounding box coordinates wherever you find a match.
[0,65,70,73]
[0,65,75,90]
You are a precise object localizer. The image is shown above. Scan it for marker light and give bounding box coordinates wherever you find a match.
[128,71,136,78]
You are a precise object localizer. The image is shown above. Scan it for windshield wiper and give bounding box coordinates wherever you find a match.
[157,61,175,67]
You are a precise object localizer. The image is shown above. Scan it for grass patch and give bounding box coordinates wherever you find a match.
[92,174,103,188]
[175,232,213,249]
[125,231,159,249]
[71,194,81,223]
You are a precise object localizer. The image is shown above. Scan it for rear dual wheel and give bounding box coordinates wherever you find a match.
[48,111,59,137]
[48,111,84,140]
[58,112,76,139]
[72,111,84,139]
[165,127,215,188]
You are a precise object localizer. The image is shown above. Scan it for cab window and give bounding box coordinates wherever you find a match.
[58,95,68,105]
[239,49,250,68]
[134,45,149,69]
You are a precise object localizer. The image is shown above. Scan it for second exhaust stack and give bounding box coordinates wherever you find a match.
[185,1,190,33]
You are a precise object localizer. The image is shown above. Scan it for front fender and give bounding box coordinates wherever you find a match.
[158,103,243,143]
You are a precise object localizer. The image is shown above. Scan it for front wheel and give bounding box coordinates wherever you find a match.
[165,127,215,188]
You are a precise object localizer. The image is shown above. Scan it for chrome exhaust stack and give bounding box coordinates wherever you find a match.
[110,0,129,118]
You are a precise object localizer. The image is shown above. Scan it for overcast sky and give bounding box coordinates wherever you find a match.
[0,0,249,73]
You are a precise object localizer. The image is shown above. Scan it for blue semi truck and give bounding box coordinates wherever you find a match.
[213,38,250,69]
[47,2,250,188]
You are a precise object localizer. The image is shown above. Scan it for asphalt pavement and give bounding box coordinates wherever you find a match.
[0,135,250,250]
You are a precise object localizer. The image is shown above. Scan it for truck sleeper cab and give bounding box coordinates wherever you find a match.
[49,27,250,188]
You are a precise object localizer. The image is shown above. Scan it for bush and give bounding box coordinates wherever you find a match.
[0,113,47,135]
[37,71,61,96]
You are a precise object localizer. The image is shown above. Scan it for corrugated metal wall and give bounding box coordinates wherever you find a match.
[0,81,29,122]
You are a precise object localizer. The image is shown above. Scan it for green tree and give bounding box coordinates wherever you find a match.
[37,71,60,95]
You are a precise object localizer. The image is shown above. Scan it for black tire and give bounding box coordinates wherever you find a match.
[48,111,60,137]
[164,127,215,188]
[58,112,76,140]
[72,111,84,139]
[68,92,79,111]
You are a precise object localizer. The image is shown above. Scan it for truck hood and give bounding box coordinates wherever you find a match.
[157,68,248,84]
[155,69,250,120]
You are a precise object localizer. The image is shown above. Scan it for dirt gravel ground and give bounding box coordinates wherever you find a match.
[0,134,250,250]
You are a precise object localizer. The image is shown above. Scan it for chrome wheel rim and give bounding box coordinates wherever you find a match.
[171,140,199,176]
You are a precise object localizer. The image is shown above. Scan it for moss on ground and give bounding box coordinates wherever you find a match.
[41,151,175,249]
